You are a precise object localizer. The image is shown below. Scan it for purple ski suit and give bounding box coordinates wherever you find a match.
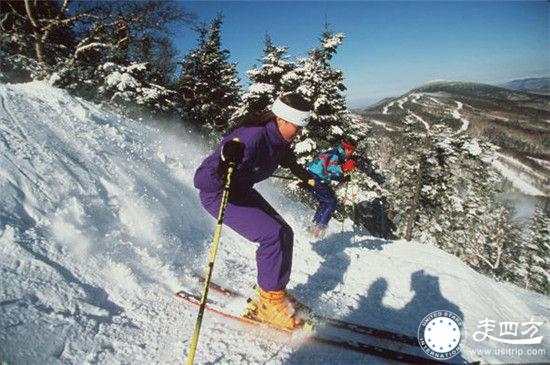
[193,120,310,291]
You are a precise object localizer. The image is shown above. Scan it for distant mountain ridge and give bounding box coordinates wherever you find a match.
[358,80,550,197]
[500,77,550,95]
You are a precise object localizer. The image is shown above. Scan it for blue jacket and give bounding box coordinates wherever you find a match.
[307,146,347,183]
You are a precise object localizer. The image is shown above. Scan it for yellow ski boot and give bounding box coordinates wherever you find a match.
[255,288,303,330]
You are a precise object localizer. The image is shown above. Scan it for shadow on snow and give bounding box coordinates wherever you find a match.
[285,230,470,364]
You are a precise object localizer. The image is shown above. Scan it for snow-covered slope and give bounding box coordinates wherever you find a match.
[1,82,548,364]
[360,82,550,198]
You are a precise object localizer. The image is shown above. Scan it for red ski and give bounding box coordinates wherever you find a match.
[193,275,420,347]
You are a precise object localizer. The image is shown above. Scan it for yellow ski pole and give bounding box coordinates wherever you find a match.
[186,141,238,365]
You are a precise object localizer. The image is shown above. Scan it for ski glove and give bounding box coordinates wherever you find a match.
[342,159,356,173]
[221,139,245,164]
[217,139,244,180]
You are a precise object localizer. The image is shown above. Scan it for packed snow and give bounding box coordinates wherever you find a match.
[497,154,548,182]
[451,101,470,134]
[429,96,444,106]
[397,96,408,110]
[408,110,430,131]
[527,156,550,170]
[492,153,547,196]
[409,93,422,106]
[369,119,396,132]
[1,82,548,364]
[382,100,395,115]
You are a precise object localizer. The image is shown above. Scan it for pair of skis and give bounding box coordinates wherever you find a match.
[178,278,471,364]
[196,276,420,346]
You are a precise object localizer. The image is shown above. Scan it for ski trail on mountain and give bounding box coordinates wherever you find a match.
[451,101,470,134]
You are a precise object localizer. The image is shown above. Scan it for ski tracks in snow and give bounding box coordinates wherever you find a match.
[380,93,475,134]
[451,101,470,134]
[369,119,396,131]
[382,100,396,115]
[381,93,430,131]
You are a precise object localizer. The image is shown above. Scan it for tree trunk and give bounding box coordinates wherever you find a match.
[24,0,45,63]
[405,157,425,241]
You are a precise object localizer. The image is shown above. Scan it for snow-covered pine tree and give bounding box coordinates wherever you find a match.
[96,62,180,118]
[383,121,506,255]
[523,204,550,294]
[283,23,349,157]
[48,0,192,115]
[230,34,295,126]
[449,139,502,258]
[389,128,528,286]
[384,124,453,243]
[409,126,462,245]
[468,205,522,281]
[178,14,241,133]
[130,32,180,88]
[340,121,396,238]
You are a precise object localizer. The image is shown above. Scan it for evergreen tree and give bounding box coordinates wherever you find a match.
[230,34,295,125]
[468,205,522,281]
[283,23,349,157]
[96,61,180,117]
[523,204,550,294]
[154,36,179,86]
[449,138,502,258]
[384,122,505,251]
[384,124,457,243]
[46,1,192,113]
[178,14,241,132]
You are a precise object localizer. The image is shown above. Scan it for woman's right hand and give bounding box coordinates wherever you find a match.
[217,139,245,180]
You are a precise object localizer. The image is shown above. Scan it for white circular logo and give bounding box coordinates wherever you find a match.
[418,310,464,360]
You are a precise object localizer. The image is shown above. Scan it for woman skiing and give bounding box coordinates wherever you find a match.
[305,140,357,239]
[193,93,315,330]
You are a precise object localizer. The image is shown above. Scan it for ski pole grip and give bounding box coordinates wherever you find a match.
[228,138,240,167]
[221,137,244,167]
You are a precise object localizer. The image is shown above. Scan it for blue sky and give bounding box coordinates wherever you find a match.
[172,1,549,107]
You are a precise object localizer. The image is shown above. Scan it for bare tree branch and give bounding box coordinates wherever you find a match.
[7,3,27,21]
[73,42,113,59]
[23,0,39,29]
[475,253,496,270]
[60,0,71,15]
[0,13,9,32]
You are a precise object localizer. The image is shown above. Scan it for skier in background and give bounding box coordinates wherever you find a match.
[193,93,316,330]
[303,140,357,239]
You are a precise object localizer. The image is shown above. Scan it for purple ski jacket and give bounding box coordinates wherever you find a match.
[193,119,312,290]
[193,120,308,193]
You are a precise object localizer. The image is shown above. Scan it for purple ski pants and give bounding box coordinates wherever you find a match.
[199,189,293,291]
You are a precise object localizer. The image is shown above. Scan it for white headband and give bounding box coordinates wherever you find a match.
[271,97,311,127]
